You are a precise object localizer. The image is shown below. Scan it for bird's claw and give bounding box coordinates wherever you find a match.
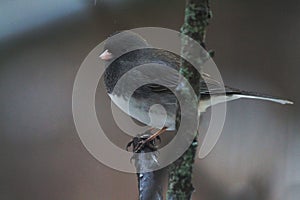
[134,140,147,153]
[126,140,134,151]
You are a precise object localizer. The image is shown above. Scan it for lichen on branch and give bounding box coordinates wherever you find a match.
[167,0,212,199]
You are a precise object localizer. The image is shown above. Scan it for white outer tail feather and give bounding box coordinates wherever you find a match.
[199,94,293,113]
[235,94,294,105]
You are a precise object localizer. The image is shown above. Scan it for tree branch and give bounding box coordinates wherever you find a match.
[167,0,212,199]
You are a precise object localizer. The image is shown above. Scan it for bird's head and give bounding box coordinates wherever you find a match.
[99,31,149,62]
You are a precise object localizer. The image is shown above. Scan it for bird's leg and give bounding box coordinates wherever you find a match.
[134,127,167,152]
[143,127,167,144]
[126,127,168,153]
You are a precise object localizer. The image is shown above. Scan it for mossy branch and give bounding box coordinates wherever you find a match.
[166,0,212,199]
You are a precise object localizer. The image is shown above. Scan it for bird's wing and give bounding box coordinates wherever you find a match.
[200,73,227,95]
[200,73,247,96]
[126,49,181,94]
[110,48,235,96]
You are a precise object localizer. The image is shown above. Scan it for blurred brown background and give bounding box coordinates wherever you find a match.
[0,0,299,199]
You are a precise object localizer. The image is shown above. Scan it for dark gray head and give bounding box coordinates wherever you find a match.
[99,31,149,62]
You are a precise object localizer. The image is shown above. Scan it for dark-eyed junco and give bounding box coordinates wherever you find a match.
[99,31,293,138]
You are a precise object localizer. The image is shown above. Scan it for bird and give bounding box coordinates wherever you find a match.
[99,31,293,147]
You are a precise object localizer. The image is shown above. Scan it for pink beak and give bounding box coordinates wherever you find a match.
[99,49,113,61]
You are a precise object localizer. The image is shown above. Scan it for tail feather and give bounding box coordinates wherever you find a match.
[233,93,293,105]
[198,91,293,113]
